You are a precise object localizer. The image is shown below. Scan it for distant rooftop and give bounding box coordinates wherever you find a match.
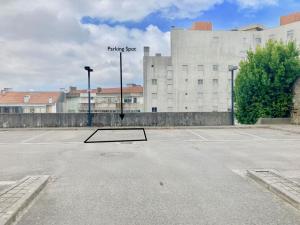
[186,12,300,32]
[68,85,143,95]
[0,91,62,105]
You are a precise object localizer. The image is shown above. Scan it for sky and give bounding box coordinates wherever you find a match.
[0,0,299,91]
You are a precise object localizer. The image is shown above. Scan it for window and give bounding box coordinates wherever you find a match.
[167,70,173,79]
[255,37,262,45]
[152,107,157,112]
[182,65,188,71]
[124,97,132,103]
[213,65,219,71]
[287,30,294,40]
[152,79,157,85]
[198,79,204,93]
[185,93,188,96]
[30,107,34,113]
[167,79,173,85]
[167,85,173,93]
[198,65,204,71]
[133,98,137,103]
[152,93,158,99]
[213,79,218,87]
[24,95,30,103]
[185,79,188,82]
[185,107,188,110]
[212,36,219,44]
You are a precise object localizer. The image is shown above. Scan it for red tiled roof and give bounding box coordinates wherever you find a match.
[76,86,143,94]
[0,92,62,104]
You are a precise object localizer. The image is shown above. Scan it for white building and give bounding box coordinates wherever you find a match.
[144,13,300,112]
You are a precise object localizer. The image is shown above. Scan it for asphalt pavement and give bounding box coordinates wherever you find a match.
[1,127,300,225]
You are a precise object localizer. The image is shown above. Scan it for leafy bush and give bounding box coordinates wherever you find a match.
[235,41,300,124]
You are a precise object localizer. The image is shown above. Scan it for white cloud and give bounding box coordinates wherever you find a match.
[0,0,280,90]
[234,0,278,9]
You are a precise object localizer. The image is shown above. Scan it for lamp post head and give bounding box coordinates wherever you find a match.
[84,66,93,72]
[229,65,238,71]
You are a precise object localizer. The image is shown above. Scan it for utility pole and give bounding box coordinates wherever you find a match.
[229,65,238,125]
[84,66,93,127]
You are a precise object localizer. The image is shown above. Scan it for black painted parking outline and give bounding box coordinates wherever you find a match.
[84,128,148,143]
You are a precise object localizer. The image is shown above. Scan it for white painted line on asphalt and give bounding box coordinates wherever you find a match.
[22,141,84,145]
[0,180,16,186]
[187,130,209,141]
[235,130,267,140]
[0,141,83,145]
[21,131,53,143]
[184,139,300,142]
[231,169,248,178]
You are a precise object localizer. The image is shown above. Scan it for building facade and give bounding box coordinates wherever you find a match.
[65,84,144,113]
[0,89,65,113]
[144,13,300,112]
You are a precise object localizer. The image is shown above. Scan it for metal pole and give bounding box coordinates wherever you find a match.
[231,70,234,126]
[88,71,91,127]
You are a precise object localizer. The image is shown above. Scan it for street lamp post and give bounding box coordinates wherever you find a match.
[228,65,238,126]
[84,66,93,127]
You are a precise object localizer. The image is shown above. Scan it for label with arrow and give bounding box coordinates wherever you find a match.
[119,52,125,120]
[107,46,136,121]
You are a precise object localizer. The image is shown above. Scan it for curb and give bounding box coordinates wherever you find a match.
[265,126,300,135]
[247,170,300,210]
[0,175,50,225]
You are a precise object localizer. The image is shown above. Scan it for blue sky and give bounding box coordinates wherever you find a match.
[0,0,300,91]
[81,0,300,32]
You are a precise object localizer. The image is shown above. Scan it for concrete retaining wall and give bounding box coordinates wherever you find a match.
[256,117,291,125]
[0,112,231,128]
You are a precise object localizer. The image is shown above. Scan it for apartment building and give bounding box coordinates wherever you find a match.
[0,89,65,113]
[144,12,300,112]
[65,84,144,113]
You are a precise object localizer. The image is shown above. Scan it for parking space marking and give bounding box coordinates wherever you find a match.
[21,131,54,143]
[185,138,300,142]
[234,130,267,140]
[187,130,209,141]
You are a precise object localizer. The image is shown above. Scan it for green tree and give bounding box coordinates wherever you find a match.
[235,40,300,124]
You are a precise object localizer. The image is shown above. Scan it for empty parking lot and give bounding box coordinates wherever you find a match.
[1,127,300,225]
